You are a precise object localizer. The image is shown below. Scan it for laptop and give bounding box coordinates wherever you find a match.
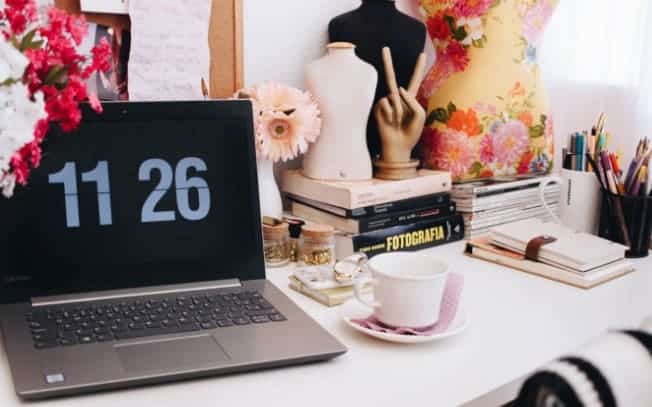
[0,101,346,399]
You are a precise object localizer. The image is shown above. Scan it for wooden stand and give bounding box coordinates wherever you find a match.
[373,159,419,180]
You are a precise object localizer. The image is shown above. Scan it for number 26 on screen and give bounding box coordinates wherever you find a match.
[48,158,211,228]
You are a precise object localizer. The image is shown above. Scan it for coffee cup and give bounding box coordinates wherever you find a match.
[353,252,449,329]
[539,169,601,234]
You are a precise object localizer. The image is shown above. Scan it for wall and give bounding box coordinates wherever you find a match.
[243,0,417,88]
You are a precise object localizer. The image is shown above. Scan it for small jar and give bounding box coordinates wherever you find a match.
[263,222,290,267]
[298,224,336,266]
[286,218,305,263]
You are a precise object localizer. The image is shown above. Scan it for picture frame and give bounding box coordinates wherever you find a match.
[54,0,244,98]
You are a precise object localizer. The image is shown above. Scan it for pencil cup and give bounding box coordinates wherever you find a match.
[539,169,602,234]
[598,191,652,258]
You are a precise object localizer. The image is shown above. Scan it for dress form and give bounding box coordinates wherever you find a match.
[417,0,558,182]
[302,43,377,181]
[329,0,426,159]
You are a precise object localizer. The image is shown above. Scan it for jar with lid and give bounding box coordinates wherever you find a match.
[262,222,290,267]
[286,218,305,263]
[298,224,336,266]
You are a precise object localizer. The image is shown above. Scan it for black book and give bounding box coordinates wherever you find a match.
[335,214,465,259]
[291,201,457,234]
[287,192,450,219]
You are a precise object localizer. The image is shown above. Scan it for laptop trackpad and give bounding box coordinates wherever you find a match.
[115,335,230,373]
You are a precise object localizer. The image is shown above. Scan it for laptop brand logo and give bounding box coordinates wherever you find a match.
[45,373,65,384]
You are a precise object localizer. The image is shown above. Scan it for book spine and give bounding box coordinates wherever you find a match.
[348,192,451,218]
[348,172,452,209]
[357,202,457,233]
[349,214,465,258]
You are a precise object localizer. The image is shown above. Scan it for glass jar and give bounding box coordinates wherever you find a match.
[298,224,336,266]
[285,218,305,263]
[262,222,290,267]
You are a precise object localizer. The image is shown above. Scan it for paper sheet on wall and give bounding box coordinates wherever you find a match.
[128,0,211,101]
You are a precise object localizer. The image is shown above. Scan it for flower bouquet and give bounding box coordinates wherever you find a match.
[235,82,321,217]
[0,0,111,197]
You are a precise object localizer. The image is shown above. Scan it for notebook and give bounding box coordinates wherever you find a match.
[489,219,627,272]
[465,239,634,289]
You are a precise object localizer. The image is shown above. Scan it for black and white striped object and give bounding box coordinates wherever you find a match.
[514,320,652,407]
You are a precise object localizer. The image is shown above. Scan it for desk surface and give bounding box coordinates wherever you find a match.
[1,242,651,406]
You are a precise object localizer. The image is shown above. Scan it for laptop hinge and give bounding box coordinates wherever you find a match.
[31,279,242,308]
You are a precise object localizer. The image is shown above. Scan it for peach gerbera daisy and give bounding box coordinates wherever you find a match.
[235,82,322,163]
[257,104,321,162]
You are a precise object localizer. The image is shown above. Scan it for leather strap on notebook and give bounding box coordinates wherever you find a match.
[525,235,558,262]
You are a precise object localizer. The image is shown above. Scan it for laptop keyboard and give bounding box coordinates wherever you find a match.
[26,290,286,349]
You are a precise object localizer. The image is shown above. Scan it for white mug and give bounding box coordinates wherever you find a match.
[353,252,449,329]
[539,169,602,234]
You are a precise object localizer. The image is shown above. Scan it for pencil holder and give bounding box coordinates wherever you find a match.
[598,190,652,258]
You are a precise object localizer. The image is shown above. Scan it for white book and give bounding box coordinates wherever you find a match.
[489,219,627,272]
[281,169,451,210]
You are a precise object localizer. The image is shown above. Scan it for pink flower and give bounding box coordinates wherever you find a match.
[443,42,469,72]
[88,92,102,113]
[493,120,530,166]
[418,57,455,101]
[453,0,493,18]
[544,115,554,140]
[1,1,112,194]
[240,82,322,163]
[426,13,451,41]
[479,134,494,164]
[473,102,497,115]
[258,108,321,163]
[433,128,475,179]
[522,1,554,45]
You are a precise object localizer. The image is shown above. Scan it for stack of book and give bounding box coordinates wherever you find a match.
[452,177,561,239]
[281,169,464,260]
[466,218,634,289]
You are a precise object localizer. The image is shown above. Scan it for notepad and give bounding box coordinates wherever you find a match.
[489,219,627,272]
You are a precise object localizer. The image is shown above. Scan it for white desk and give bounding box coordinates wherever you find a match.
[1,242,651,406]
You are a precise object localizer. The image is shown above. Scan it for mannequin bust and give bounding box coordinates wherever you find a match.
[417,0,558,182]
[329,0,426,159]
[302,42,377,181]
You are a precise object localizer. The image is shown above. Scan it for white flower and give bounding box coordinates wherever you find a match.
[0,81,46,174]
[0,173,16,198]
[0,39,29,83]
[458,17,484,46]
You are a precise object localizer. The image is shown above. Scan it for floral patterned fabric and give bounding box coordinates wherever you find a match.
[417,0,558,182]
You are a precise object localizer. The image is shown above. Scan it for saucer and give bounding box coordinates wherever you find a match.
[339,300,468,344]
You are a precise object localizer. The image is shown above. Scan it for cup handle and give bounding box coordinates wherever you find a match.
[539,176,562,224]
[353,275,380,309]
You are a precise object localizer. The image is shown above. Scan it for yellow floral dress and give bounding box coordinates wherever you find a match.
[417,0,558,182]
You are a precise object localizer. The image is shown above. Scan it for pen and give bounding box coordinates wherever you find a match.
[576,134,584,171]
[601,151,619,195]
[586,153,608,191]
[609,153,619,176]
[631,166,645,196]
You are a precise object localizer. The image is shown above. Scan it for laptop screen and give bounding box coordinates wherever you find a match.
[0,101,265,304]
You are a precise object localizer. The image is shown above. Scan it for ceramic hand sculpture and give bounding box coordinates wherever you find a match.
[374,48,427,180]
